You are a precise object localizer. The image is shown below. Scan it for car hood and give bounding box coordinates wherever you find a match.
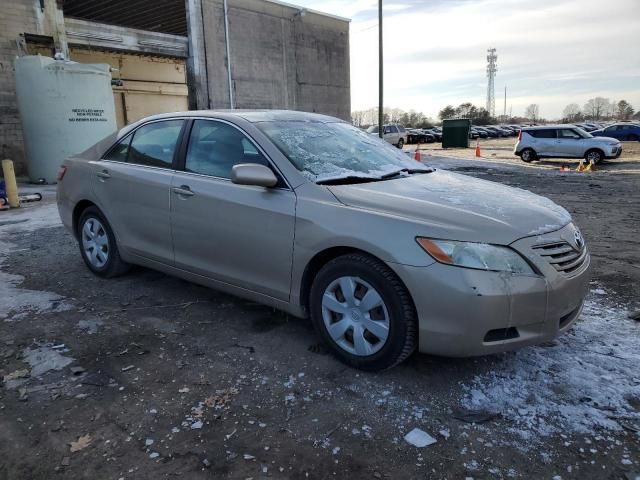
[327,170,572,244]
[590,133,619,142]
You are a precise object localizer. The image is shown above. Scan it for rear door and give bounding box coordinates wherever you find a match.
[529,129,557,155]
[170,119,296,301]
[93,119,185,264]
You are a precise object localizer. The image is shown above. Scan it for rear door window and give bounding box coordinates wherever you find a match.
[104,135,132,162]
[529,129,556,139]
[128,120,184,168]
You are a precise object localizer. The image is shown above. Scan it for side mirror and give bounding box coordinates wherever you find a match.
[231,163,278,188]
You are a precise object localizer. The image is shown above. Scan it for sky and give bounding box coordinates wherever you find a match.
[293,0,640,119]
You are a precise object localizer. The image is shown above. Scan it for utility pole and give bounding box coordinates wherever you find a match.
[503,86,507,119]
[378,0,383,138]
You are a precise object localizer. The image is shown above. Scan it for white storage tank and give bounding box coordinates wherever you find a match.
[14,55,117,184]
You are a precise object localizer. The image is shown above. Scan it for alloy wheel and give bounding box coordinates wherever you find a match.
[586,151,602,163]
[321,276,390,356]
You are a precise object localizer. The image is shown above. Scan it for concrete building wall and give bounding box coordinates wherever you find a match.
[0,0,45,174]
[201,0,350,120]
[1,0,351,176]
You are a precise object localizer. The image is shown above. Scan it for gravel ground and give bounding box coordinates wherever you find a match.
[1,152,639,480]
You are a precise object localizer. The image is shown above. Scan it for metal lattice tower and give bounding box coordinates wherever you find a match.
[486,48,497,116]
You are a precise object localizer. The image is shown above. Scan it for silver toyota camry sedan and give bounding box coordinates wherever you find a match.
[57,110,591,371]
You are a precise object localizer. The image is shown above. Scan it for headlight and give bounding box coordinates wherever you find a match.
[416,237,535,274]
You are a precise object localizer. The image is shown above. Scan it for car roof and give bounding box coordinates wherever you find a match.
[130,109,343,125]
[117,109,347,138]
[521,124,580,130]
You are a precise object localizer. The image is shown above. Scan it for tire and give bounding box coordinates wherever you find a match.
[77,206,130,278]
[309,253,418,371]
[585,149,603,164]
[397,138,404,149]
[520,148,536,162]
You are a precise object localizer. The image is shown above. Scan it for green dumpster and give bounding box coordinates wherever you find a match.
[442,119,471,148]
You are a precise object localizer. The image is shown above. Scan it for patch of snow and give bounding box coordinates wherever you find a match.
[0,203,71,321]
[404,428,437,448]
[23,345,74,377]
[461,297,640,438]
[0,202,62,234]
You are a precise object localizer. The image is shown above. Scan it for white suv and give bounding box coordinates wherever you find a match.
[514,125,622,164]
[366,124,407,148]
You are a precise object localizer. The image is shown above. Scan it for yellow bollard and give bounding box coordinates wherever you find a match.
[1,159,20,208]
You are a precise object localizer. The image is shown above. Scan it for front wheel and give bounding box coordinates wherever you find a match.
[519,148,536,162]
[397,138,404,149]
[77,206,130,278]
[309,253,417,371]
[585,149,603,164]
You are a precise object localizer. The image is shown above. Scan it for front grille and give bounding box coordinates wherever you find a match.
[532,241,588,275]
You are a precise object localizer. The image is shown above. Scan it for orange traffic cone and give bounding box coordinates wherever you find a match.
[475,140,481,158]
[414,143,421,162]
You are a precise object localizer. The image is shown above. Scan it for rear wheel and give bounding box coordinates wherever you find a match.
[310,253,417,371]
[520,148,536,162]
[397,138,404,149]
[585,149,603,164]
[77,206,130,278]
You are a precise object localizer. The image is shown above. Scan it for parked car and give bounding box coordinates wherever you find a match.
[468,129,480,140]
[484,126,509,138]
[514,125,622,163]
[422,128,442,142]
[428,127,443,142]
[474,126,498,138]
[406,129,435,144]
[366,124,407,148]
[471,127,488,139]
[575,123,598,132]
[58,110,591,371]
[591,123,640,142]
[499,126,519,136]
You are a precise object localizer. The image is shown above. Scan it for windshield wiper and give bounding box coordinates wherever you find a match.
[379,167,434,179]
[316,175,383,185]
[315,167,435,185]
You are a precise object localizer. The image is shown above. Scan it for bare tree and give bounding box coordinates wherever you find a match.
[524,104,540,122]
[562,103,581,122]
[583,97,610,120]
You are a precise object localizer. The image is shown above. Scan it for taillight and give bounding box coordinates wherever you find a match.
[518,130,522,141]
[57,165,67,182]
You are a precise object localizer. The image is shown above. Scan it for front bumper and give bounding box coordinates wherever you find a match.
[606,145,623,158]
[390,225,591,357]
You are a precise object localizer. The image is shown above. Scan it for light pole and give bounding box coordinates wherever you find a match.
[378,0,383,138]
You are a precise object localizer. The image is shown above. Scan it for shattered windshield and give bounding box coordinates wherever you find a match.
[256,120,427,182]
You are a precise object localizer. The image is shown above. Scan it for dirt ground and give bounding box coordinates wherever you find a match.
[1,148,639,479]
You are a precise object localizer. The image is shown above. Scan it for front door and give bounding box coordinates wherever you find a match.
[93,119,185,263]
[555,128,584,157]
[170,119,296,301]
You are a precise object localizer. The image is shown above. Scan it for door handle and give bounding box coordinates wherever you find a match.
[97,170,111,180]
[172,185,194,197]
